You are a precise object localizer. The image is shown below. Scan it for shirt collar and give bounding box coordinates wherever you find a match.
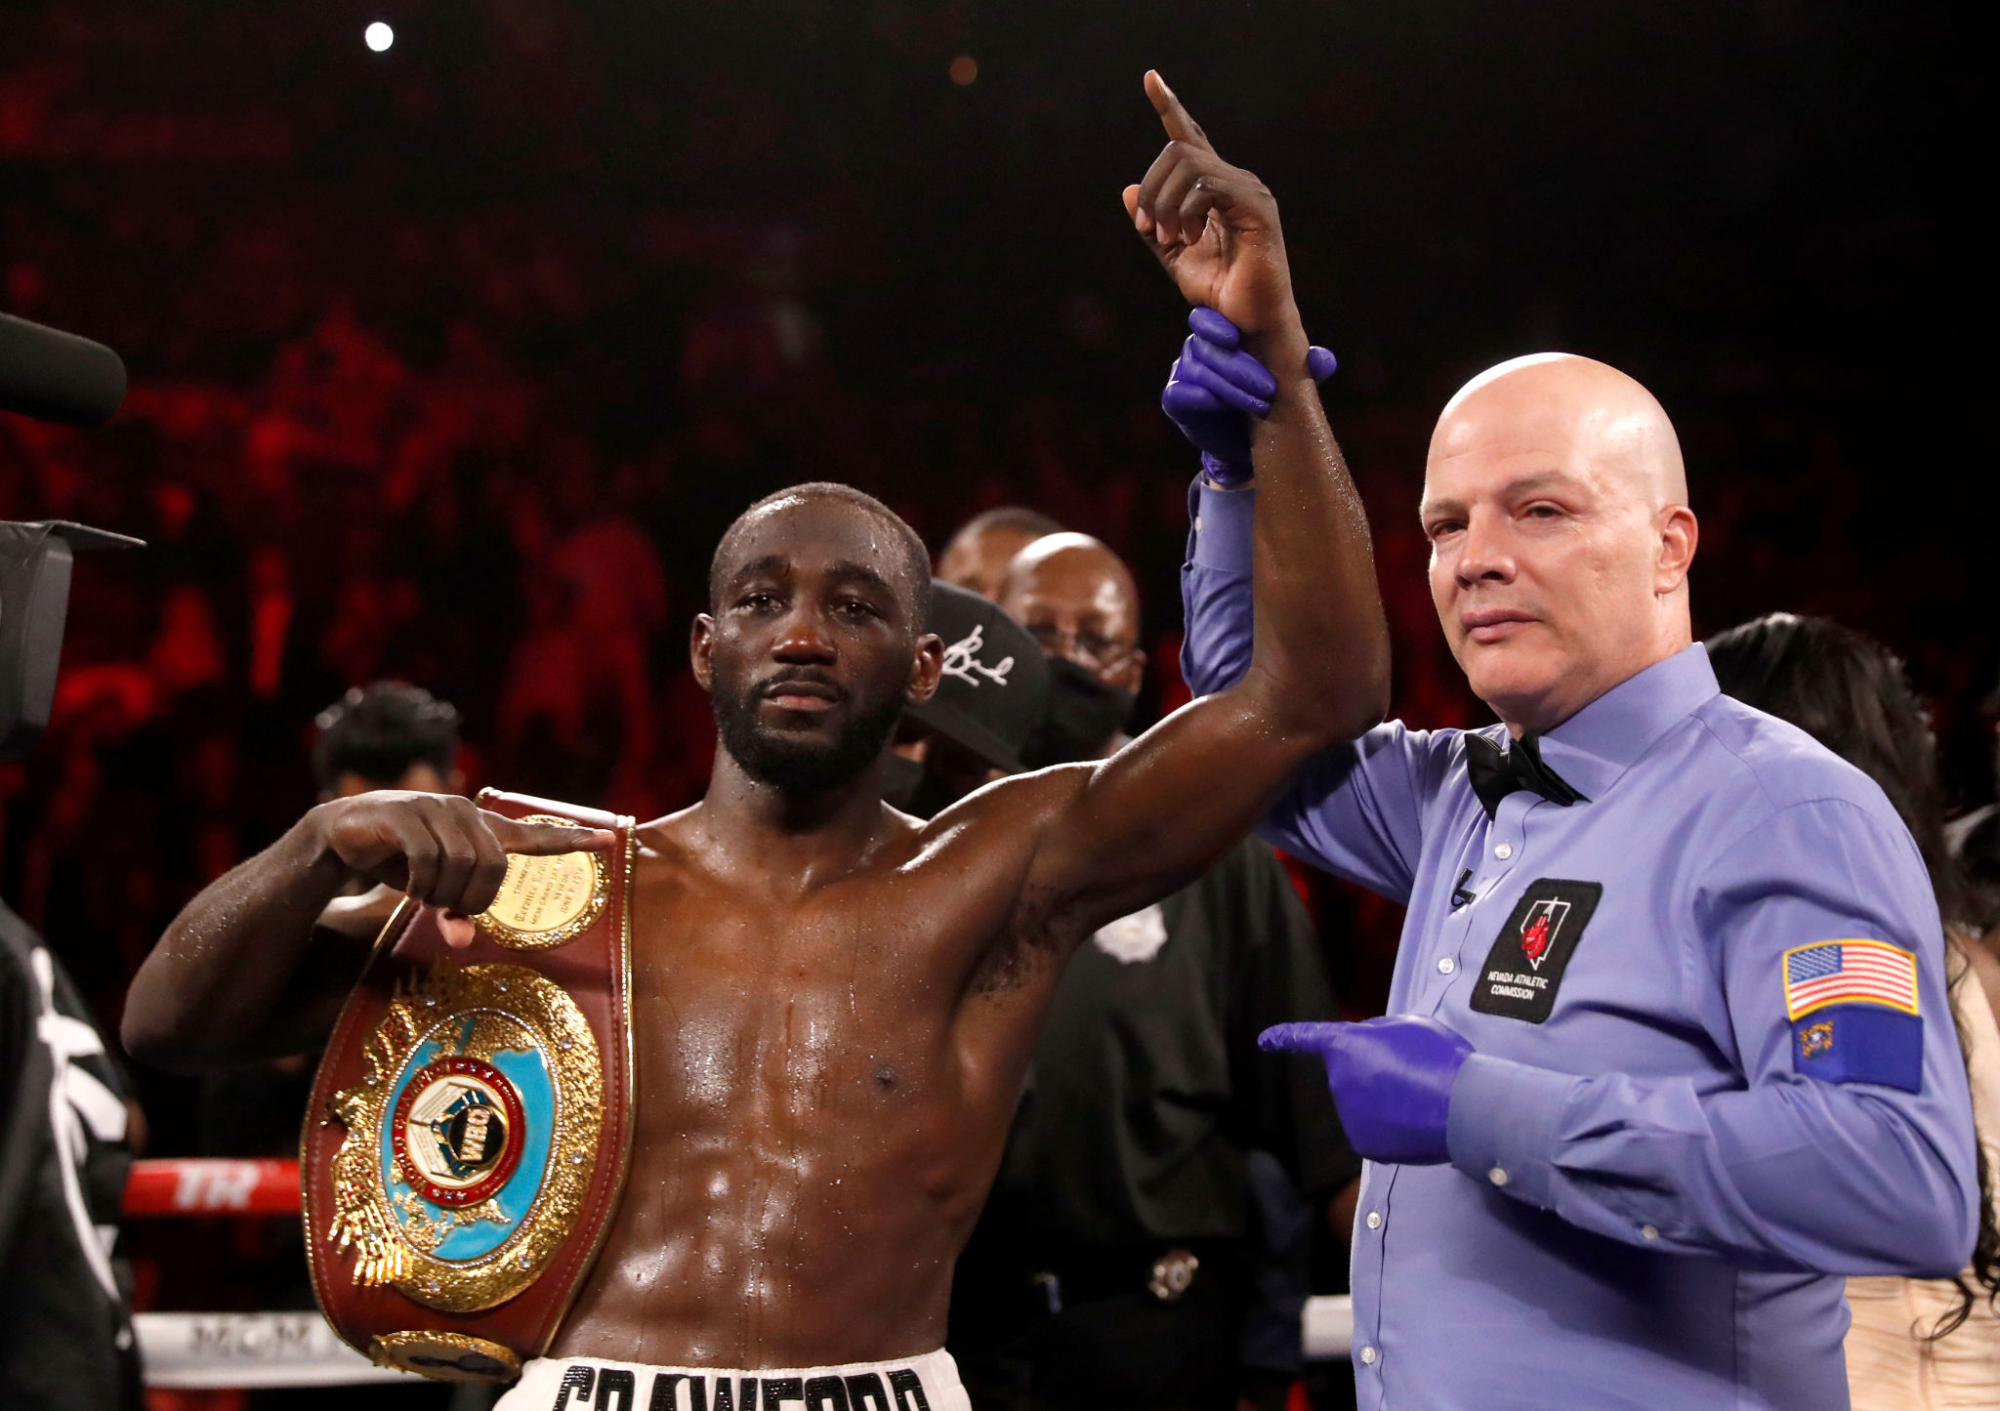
[1533,643,1718,802]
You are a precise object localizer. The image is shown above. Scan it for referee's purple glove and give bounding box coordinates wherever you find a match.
[1260,1015,1473,1166]
[1161,307,1338,486]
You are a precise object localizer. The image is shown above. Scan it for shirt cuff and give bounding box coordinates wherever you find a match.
[1445,1053,1579,1210]
[1190,476,1256,575]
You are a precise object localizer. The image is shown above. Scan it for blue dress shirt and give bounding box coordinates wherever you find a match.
[1182,479,1979,1410]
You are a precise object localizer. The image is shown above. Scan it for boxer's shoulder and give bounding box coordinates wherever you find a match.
[907,762,1098,866]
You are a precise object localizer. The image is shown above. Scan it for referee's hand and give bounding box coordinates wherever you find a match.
[1261,1016,1474,1166]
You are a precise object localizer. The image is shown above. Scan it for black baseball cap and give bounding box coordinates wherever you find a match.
[906,581,1051,774]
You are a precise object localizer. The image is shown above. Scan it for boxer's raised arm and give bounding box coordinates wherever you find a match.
[121,794,612,1071]
[1004,74,1388,939]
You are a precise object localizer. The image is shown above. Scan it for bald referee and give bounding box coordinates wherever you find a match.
[1167,339,1978,1408]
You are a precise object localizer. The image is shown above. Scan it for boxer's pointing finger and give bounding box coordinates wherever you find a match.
[486,815,617,855]
[1144,71,1215,154]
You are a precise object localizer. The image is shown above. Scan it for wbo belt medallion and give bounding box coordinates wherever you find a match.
[473,817,609,950]
[325,962,602,1314]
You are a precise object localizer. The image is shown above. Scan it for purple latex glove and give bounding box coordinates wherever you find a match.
[1260,1015,1473,1165]
[1161,308,1338,486]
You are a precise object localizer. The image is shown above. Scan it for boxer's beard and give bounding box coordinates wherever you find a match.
[713,673,905,796]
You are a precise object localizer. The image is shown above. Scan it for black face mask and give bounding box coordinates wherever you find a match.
[880,751,966,820]
[1031,658,1137,767]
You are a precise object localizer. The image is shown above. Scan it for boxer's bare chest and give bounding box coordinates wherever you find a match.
[554,816,1037,1362]
[626,829,967,1115]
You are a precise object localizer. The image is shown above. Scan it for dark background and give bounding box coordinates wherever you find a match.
[1,0,1986,1167]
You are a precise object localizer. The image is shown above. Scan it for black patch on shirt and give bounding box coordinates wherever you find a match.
[1468,879,1603,1023]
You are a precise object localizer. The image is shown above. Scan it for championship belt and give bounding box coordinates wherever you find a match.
[302,789,637,1382]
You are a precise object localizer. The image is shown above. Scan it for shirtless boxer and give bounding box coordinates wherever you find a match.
[121,73,1389,1406]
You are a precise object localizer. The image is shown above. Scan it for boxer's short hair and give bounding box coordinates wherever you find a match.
[710,482,932,627]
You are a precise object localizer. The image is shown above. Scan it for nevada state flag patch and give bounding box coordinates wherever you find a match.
[1783,940,1922,1093]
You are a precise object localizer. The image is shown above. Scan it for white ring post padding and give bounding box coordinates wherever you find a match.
[136,1312,424,1388]
[1302,1293,1354,1360]
[136,1298,1355,1386]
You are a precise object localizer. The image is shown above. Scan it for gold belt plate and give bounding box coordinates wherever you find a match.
[474,816,609,950]
[323,963,602,1313]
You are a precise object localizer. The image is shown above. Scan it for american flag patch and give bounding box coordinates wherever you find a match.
[1783,940,1919,1021]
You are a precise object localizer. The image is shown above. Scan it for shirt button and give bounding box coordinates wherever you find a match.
[1489,1166,1509,1186]
[1366,1211,1383,1230]
[1642,1225,1660,1241]
[1360,1346,1378,1365]
[1437,956,1457,975]
[1494,843,1513,860]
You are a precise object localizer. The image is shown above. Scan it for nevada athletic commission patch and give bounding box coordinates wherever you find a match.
[1468,879,1603,1023]
[1781,940,1923,1093]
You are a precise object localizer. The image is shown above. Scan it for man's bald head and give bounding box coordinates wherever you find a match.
[1420,353,1699,734]
[1434,353,1687,507]
[937,506,1065,601]
[998,533,1145,692]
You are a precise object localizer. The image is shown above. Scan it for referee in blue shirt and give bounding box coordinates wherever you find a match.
[1162,331,1979,1407]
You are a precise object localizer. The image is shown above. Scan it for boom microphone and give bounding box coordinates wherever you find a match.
[0,311,128,428]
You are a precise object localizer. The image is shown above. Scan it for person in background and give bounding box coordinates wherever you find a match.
[937,506,1065,602]
[942,529,1357,1411]
[1707,612,2000,1408]
[311,680,466,800]
[884,581,1050,820]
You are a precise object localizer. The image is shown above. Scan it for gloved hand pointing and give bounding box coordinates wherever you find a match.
[1260,1015,1474,1165]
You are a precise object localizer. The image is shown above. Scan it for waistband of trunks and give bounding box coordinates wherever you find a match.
[494,1347,970,1411]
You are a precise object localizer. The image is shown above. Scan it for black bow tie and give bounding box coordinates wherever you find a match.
[1464,733,1583,820]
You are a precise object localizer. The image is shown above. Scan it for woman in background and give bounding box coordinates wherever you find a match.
[1708,612,2000,1409]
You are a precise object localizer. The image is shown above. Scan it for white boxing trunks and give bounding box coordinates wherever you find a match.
[493,1348,971,1411]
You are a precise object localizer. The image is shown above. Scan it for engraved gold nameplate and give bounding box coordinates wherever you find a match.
[474,816,609,950]
[324,963,602,1314]
[370,1330,522,1381]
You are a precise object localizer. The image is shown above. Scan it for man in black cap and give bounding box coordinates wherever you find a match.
[885,581,1052,819]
